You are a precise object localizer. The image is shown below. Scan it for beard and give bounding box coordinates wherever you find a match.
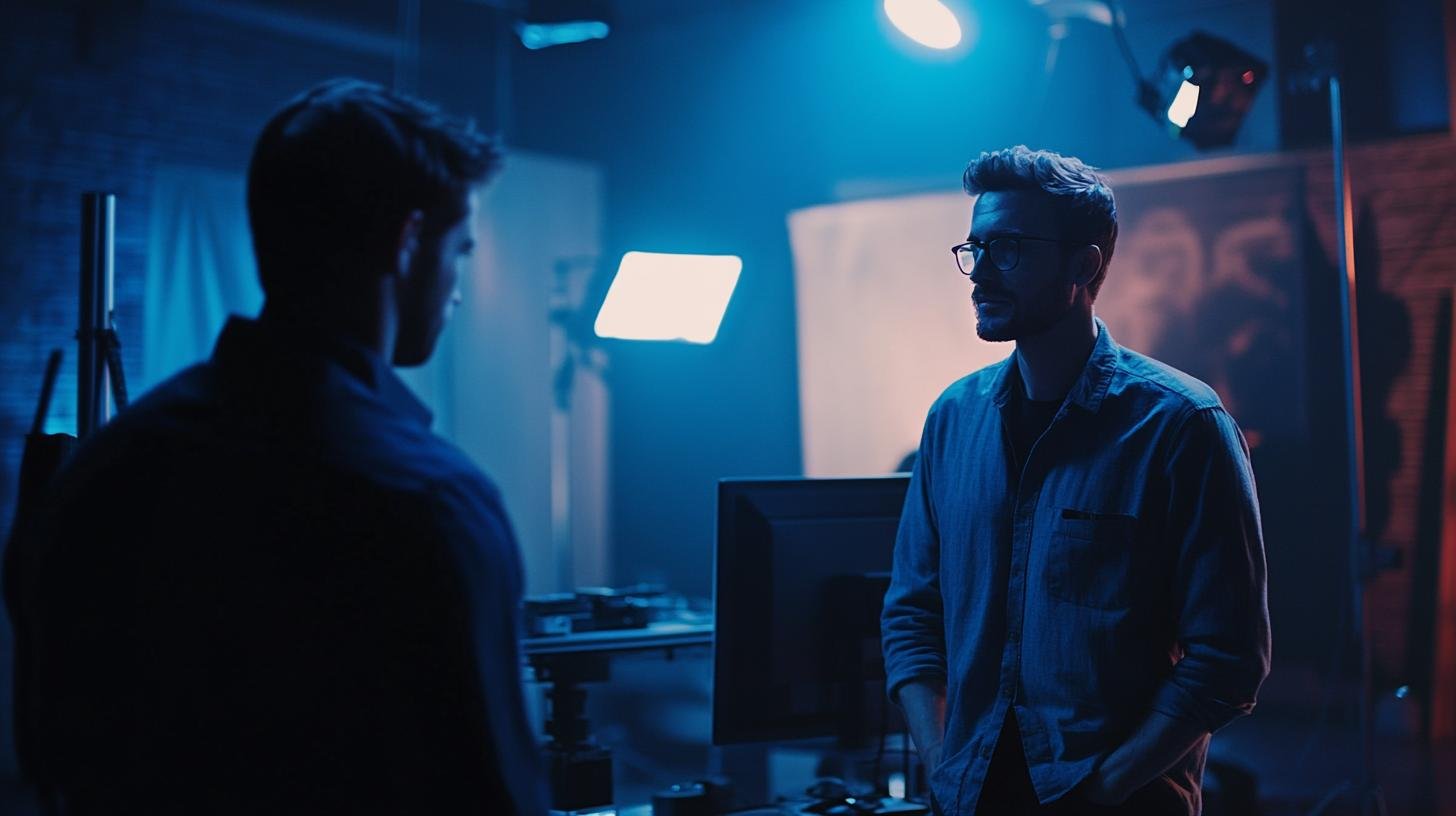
[973,280,1076,342]
[392,242,449,367]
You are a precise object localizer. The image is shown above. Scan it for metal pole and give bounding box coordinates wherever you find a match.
[550,261,576,592]
[1330,75,1386,816]
[78,192,115,439]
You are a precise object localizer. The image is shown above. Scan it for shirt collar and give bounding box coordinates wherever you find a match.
[212,316,434,428]
[991,316,1119,414]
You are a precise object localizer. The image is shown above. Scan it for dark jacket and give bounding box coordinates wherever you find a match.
[7,316,547,814]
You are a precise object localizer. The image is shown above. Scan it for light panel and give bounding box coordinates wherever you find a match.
[517,21,610,50]
[593,251,741,344]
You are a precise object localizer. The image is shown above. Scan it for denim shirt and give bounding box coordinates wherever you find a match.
[881,319,1270,815]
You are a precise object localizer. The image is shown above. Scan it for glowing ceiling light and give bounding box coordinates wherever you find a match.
[884,0,962,51]
[516,20,609,50]
[594,252,742,344]
[1166,80,1200,128]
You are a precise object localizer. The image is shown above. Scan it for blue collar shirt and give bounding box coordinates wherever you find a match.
[881,318,1270,815]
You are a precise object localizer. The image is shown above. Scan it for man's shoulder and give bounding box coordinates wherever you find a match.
[351,422,506,514]
[52,363,214,483]
[1110,345,1223,414]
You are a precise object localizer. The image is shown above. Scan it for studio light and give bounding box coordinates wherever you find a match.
[593,251,741,344]
[515,0,611,50]
[883,0,963,51]
[1137,31,1268,150]
[1165,79,1200,128]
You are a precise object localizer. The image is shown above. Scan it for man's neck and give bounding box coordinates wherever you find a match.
[1013,310,1098,403]
[261,296,396,363]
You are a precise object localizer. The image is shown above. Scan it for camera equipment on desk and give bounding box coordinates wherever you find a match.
[524,585,713,816]
[530,476,927,815]
[525,584,694,637]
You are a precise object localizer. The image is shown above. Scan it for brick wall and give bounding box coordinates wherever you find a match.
[1,2,391,533]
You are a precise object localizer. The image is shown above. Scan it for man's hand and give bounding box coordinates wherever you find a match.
[1083,709,1208,805]
[897,680,948,773]
[1080,767,1131,806]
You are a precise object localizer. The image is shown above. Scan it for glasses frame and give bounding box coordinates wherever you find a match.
[951,235,1085,276]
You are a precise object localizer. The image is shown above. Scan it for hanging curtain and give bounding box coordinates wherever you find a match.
[142,166,262,391]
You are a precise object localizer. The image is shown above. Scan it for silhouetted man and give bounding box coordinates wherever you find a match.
[7,79,547,814]
[882,146,1270,815]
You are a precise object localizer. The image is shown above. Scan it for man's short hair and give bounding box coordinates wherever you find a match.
[962,145,1118,300]
[247,78,501,300]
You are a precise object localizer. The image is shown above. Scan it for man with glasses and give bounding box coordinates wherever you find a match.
[881,146,1269,815]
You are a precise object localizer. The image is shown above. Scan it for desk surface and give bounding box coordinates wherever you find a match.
[523,622,713,657]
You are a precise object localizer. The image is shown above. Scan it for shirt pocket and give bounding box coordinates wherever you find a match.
[1046,509,1139,610]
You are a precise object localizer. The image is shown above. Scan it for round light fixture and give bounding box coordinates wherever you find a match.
[883,0,962,51]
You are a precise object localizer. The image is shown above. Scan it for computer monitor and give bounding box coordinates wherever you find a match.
[712,475,911,746]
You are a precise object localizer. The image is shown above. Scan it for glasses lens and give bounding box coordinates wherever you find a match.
[955,244,979,275]
[988,237,1020,271]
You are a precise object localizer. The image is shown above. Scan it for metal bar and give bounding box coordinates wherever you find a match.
[550,261,575,592]
[31,349,63,436]
[78,192,115,439]
[1330,75,1382,816]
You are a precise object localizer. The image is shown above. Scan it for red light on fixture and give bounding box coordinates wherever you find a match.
[1241,70,1255,85]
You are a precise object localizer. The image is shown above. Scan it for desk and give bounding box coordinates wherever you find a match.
[527,622,714,813]
[525,622,714,657]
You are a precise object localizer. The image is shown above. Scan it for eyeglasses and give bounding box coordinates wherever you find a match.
[951,235,1079,275]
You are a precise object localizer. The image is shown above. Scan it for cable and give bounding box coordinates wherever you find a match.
[30,350,62,435]
[902,729,910,800]
[101,328,129,410]
[1102,1,1164,117]
[872,688,889,795]
[1105,1,1145,84]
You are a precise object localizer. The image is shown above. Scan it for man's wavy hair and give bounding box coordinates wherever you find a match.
[962,145,1117,301]
[247,78,501,301]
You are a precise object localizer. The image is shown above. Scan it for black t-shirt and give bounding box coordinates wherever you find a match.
[1007,387,1061,476]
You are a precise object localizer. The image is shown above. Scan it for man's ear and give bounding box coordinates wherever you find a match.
[394,210,426,278]
[1070,244,1103,290]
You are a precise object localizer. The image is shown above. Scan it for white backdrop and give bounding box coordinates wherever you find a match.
[789,191,1010,477]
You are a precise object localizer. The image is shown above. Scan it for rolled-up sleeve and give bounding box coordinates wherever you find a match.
[1148,406,1271,733]
[882,409,949,703]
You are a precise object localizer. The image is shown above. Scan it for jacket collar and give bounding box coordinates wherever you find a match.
[212,316,434,428]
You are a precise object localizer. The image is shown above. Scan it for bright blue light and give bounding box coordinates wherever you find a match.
[884,0,962,50]
[517,20,609,50]
[594,252,741,344]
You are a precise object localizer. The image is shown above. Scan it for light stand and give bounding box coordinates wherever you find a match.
[79,192,128,436]
[538,251,739,814]
[1295,39,1398,816]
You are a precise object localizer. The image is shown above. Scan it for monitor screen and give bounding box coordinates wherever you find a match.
[712,475,910,746]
